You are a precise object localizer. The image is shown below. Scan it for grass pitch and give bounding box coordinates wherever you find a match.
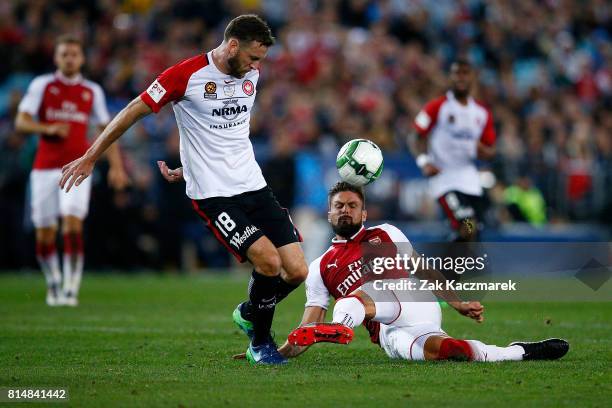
[1,273,610,407]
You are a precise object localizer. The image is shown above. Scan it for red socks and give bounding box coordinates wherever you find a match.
[438,338,474,361]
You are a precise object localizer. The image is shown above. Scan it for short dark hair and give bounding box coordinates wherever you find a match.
[55,34,83,51]
[328,182,365,208]
[451,58,472,70]
[224,14,275,47]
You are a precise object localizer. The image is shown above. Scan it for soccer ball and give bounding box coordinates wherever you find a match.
[336,139,384,186]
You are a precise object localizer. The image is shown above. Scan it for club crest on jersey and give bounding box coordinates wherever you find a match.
[368,237,382,245]
[82,90,91,101]
[242,79,254,96]
[204,81,217,99]
[212,99,247,121]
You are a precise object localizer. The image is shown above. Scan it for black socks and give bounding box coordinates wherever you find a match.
[243,273,301,346]
[248,271,278,346]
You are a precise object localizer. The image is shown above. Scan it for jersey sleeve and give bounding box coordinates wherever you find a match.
[18,76,49,116]
[376,223,414,257]
[139,54,206,113]
[413,96,446,137]
[89,82,111,126]
[480,109,496,146]
[304,257,330,310]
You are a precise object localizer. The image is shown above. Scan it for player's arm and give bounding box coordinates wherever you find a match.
[382,223,484,323]
[407,131,439,176]
[409,99,443,177]
[277,306,327,358]
[413,259,484,322]
[477,142,495,160]
[157,160,184,183]
[60,97,151,191]
[97,125,130,191]
[15,76,70,138]
[277,258,330,358]
[476,108,496,160]
[15,112,70,138]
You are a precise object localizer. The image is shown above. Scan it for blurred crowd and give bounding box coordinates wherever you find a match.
[0,0,610,270]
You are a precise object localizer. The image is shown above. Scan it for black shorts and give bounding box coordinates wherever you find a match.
[437,191,484,231]
[191,186,302,263]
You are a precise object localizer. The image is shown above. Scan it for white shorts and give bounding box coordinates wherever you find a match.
[354,279,446,360]
[30,169,92,228]
[379,320,446,361]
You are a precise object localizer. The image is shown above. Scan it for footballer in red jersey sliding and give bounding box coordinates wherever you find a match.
[15,35,128,307]
[272,182,568,362]
[410,59,496,241]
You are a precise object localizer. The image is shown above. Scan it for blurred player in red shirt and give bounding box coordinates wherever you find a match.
[15,35,128,306]
[410,59,496,241]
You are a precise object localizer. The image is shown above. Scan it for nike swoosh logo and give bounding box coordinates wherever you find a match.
[224,80,234,84]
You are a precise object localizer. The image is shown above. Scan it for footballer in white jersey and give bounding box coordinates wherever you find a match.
[60,15,309,365]
[410,59,497,241]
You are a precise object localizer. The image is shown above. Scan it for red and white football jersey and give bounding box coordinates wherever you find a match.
[413,91,496,198]
[18,71,110,169]
[140,51,266,200]
[305,223,413,309]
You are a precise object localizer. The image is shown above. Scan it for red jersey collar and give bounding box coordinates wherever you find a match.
[332,225,366,244]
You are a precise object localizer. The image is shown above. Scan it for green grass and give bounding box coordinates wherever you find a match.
[1,273,610,407]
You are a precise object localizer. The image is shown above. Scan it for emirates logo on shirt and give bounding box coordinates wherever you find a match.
[242,80,254,96]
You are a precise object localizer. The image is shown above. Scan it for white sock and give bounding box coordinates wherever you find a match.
[71,254,84,296]
[466,340,524,361]
[62,253,72,294]
[63,253,83,296]
[332,297,365,328]
[38,253,61,289]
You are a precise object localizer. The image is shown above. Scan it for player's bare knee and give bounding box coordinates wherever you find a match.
[423,335,445,360]
[62,216,83,234]
[253,251,282,277]
[284,262,308,284]
[36,227,57,245]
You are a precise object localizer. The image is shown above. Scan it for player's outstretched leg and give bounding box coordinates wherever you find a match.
[288,323,354,346]
[509,339,570,360]
[287,296,364,346]
[422,336,569,362]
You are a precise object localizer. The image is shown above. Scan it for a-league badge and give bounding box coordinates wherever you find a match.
[242,80,254,96]
[204,81,217,99]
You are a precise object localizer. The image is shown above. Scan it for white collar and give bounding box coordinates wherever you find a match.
[446,90,473,106]
[55,70,83,85]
